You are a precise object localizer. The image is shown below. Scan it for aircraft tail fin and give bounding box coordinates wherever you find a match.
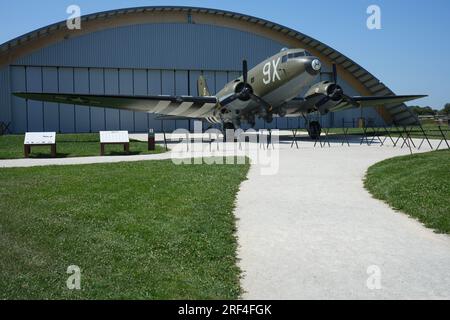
[197,75,211,97]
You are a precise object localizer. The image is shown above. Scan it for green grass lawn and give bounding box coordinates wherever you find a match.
[0,134,166,159]
[364,149,450,233]
[0,159,249,299]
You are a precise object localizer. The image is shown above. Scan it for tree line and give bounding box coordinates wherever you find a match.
[409,103,450,116]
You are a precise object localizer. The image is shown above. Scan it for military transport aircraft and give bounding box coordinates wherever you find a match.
[14,48,426,139]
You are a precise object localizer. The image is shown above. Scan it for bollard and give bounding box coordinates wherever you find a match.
[148,128,155,151]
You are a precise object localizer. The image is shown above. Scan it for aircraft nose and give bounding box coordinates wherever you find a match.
[304,57,322,75]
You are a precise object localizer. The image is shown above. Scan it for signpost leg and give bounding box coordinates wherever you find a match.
[24,145,30,158]
[148,129,155,151]
[163,131,168,151]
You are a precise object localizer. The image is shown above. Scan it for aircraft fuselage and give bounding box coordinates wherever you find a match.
[213,49,322,126]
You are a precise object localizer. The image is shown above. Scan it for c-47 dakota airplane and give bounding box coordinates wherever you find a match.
[15,48,426,139]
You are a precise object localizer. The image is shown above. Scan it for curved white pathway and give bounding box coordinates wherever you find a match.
[235,140,450,299]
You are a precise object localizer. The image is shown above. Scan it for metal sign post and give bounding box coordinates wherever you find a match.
[148,128,155,151]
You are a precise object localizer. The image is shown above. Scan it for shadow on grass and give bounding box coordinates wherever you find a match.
[26,148,157,158]
[108,150,149,156]
[26,151,150,158]
[28,152,70,159]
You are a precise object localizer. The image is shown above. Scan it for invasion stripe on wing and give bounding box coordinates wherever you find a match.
[168,102,194,116]
[152,100,172,113]
[205,116,221,124]
[188,103,216,118]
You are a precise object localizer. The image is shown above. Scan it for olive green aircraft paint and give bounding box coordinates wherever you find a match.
[218,49,311,100]
[214,48,321,126]
[197,75,211,97]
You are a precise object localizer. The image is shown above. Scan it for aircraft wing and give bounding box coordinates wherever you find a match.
[278,94,427,118]
[329,95,427,112]
[13,92,218,119]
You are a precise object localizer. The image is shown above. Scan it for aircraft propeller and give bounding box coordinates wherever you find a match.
[316,63,359,108]
[219,59,273,115]
[332,63,337,84]
[242,60,273,113]
[332,63,360,107]
[243,59,248,84]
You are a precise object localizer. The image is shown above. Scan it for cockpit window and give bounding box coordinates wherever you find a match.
[283,51,306,62]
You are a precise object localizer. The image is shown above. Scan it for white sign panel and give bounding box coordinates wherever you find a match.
[100,131,129,143]
[24,132,56,145]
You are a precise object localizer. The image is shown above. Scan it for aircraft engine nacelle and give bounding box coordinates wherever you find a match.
[277,104,287,117]
[304,81,344,114]
[305,81,343,101]
[233,82,253,101]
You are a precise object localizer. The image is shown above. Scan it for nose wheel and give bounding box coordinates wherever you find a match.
[308,121,322,139]
[263,113,273,124]
[222,122,236,131]
[222,122,236,142]
[248,115,256,128]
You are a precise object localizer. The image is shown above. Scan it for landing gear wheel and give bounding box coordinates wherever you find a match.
[247,115,256,128]
[265,113,273,124]
[308,121,322,139]
[223,122,235,131]
[222,122,236,142]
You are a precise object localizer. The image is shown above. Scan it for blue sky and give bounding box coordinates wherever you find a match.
[1,0,449,109]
